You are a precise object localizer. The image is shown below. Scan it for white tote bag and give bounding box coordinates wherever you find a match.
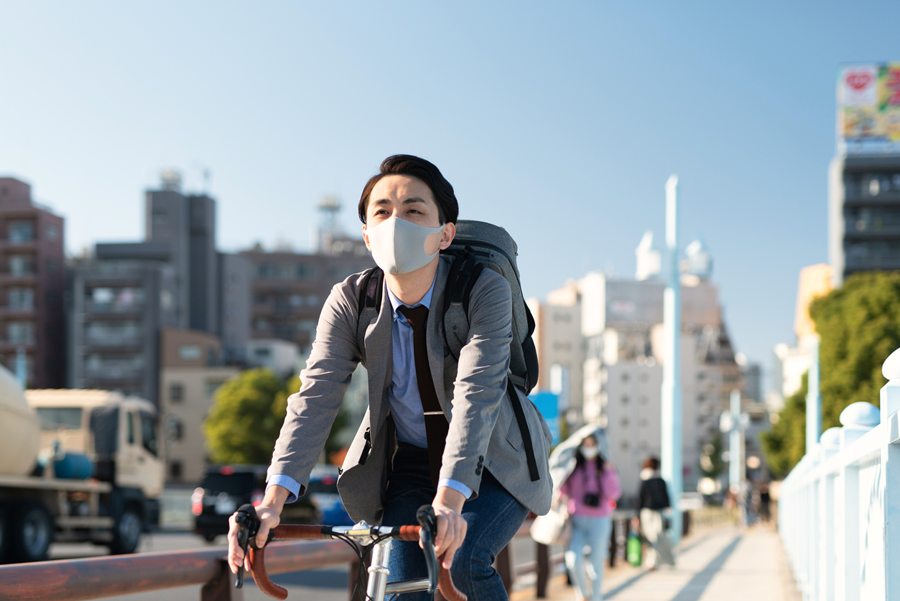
[530,504,571,546]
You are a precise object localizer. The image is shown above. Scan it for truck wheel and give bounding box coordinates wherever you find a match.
[109,507,143,555]
[8,502,53,563]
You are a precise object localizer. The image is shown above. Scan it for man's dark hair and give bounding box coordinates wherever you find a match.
[358,155,459,225]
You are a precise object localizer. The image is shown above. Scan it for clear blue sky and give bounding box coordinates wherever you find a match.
[2,1,898,385]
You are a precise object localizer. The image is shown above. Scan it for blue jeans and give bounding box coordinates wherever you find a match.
[565,515,612,601]
[381,442,529,600]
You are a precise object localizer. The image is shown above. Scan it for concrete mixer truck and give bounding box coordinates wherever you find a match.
[0,369,164,563]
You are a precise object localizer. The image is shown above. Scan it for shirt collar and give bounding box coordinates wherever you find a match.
[386,274,437,317]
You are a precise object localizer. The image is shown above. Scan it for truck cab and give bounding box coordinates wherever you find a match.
[0,388,165,562]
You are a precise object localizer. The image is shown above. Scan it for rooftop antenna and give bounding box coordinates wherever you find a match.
[317,196,342,254]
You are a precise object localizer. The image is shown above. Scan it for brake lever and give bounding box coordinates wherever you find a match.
[415,505,439,595]
[234,504,260,589]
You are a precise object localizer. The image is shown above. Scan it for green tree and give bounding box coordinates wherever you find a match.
[204,369,289,465]
[762,271,900,476]
[204,369,356,466]
[761,374,808,478]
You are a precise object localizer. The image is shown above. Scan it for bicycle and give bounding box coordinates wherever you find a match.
[233,503,467,601]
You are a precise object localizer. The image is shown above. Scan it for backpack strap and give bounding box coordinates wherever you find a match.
[441,253,541,483]
[356,267,383,362]
[508,378,541,482]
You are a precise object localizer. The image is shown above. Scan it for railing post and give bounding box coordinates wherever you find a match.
[835,402,880,601]
[819,428,840,601]
[496,543,514,594]
[536,541,550,598]
[879,354,900,601]
[200,558,242,601]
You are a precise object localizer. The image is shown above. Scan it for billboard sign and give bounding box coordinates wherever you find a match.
[839,63,900,154]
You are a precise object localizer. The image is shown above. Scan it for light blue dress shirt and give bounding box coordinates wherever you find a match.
[268,275,473,503]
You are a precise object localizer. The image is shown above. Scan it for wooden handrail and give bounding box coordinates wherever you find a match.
[0,540,356,601]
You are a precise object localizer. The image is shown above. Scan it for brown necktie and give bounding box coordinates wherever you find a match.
[398,305,448,489]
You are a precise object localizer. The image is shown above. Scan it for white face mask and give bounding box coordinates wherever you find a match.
[365,217,445,275]
[581,446,600,460]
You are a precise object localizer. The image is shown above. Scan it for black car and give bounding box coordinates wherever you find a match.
[192,465,317,542]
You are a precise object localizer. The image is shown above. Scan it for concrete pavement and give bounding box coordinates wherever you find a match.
[535,526,800,601]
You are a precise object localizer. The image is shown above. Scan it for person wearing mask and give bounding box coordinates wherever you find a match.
[556,429,621,601]
[637,457,675,570]
[226,155,552,600]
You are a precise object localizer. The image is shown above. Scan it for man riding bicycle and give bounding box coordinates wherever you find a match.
[228,154,552,600]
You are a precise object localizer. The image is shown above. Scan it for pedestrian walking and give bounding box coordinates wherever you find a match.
[759,483,771,524]
[548,425,621,601]
[637,457,675,570]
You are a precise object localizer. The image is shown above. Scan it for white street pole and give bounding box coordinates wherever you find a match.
[729,389,742,490]
[661,174,683,545]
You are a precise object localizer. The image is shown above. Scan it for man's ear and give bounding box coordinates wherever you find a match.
[362,224,372,250]
[438,222,456,250]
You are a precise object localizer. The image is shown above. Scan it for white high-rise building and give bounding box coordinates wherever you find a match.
[537,236,744,500]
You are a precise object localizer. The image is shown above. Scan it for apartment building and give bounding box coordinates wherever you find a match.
[0,178,65,388]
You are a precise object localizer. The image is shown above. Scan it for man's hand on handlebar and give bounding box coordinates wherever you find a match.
[228,485,288,574]
[432,487,467,570]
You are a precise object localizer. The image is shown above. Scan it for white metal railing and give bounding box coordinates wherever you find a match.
[778,350,900,601]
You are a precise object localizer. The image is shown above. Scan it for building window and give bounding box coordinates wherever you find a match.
[9,256,34,276]
[169,461,183,480]
[166,415,183,441]
[152,209,166,225]
[621,441,630,451]
[640,396,648,405]
[254,318,270,331]
[295,319,317,333]
[45,258,58,273]
[45,225,58,241]
[8,288,34,310]
[621,372,629,383]
[621,418,629,427]
[621,395,630,405]
[253,293,268,305]
[178,345,201,361]
[639,418,648,427]
[289,294,304,307]
[295,264,317,280]
[169,383,184,403]
[8,222,34,243]
[7,321,34,344]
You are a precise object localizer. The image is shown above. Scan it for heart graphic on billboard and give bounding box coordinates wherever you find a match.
[847,72,873,91]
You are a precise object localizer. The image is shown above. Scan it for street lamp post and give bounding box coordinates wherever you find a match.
[661,175,683,545]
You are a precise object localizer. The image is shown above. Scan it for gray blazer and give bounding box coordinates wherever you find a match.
[269,256,552,524]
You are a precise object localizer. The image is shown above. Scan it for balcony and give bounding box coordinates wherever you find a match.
[85,301,145,316]
[84,333,143,349]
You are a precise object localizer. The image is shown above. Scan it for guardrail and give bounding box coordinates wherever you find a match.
[0,511,641,601]
[778,352,900,601]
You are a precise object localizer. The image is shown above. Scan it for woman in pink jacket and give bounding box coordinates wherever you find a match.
[559,434,622,601]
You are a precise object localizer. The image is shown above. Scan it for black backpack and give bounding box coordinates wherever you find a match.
[355,220,541,482]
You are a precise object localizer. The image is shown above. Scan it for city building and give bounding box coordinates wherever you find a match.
[159,328,239,484]
[528,284,584,432]
[771,264,834,401]
[829,64,900,285]
[536,235,744,499]
[68,171,253,405]
[0,177,65,388]
[246,338,301,379]
[68,260,178,403]
[241,198,373,354]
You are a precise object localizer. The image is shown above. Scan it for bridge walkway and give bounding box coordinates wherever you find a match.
[528,525,800,601]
